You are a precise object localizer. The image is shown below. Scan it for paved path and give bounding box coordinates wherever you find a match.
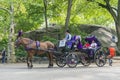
[0,62,120,80]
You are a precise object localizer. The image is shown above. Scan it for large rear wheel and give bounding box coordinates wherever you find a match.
[66,53,78,68]
[94,50,107,67]
[79,52,91,66]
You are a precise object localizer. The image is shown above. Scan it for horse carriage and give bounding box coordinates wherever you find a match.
[15,35,106,68]
[66,35,107,68]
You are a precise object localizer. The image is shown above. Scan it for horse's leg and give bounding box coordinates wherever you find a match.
[29,53,33,68]
[27,53,33,69]
[30,57,33,68]
[27,56,30,68]
[48,52,53,68]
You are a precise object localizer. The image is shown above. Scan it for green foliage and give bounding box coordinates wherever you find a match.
[0,38,8,51]
[0,0,119,57]
[69,24,88,44]
[116,50,120,56]
[0,0,117,35]
[15,46,27,57]
[42,36,58,44]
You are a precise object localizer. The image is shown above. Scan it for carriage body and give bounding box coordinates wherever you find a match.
[66,35,107,68]
[78,35,106,67]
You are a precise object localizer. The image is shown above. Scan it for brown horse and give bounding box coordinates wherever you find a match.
[15,37,55,68]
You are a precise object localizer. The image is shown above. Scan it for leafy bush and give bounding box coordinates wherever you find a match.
[42,36,58,44]
[0,38,8,51]
[15,46,27,57]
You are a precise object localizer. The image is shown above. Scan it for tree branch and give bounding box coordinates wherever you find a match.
[96,0,117,23]
[0,7,11,14]
[96,2,107,8]
[111,7,117,12]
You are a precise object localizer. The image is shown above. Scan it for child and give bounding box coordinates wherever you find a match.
[87,40,97,58]
[106,47,116,66]
[83,41,90,48]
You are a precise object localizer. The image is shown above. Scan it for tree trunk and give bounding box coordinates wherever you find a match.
[97,0,120,53]
[43,0,48,33]
[7,2,16,63]
[65,0,73,32]
[116,0,120,51]
[115,23,120,51]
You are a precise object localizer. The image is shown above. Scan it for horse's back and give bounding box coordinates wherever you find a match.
[45,41,55,48]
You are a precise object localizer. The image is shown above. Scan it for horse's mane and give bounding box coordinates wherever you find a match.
[22,38,32,40]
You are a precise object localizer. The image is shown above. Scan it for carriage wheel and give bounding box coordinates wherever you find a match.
[94,50,107,67]
[66,53,78,68]
[79,52,91,66]
[56,56,66,68]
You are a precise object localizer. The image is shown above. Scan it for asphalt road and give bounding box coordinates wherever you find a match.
[0,62,120,80]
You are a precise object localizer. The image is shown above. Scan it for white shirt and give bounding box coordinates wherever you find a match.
[89,43,97,49]
[65,33,72,41]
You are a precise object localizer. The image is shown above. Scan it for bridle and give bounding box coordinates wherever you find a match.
[15,37,34,49]
[15,38,22,48]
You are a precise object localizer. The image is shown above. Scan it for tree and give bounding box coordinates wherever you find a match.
[87,0,120,51]
[0,1,16,62]
[43,0,48,32]
[65,0,73,31]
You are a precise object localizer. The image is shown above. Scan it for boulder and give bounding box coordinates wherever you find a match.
[24,24,117,48]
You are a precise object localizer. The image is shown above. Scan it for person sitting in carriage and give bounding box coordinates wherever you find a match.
[59,30,72,48]
[83,41,90,48]
[84,35,101,58]
[64,30,72,41]
[63,30,72,48]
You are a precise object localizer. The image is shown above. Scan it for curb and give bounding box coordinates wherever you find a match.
[113,56,120,60]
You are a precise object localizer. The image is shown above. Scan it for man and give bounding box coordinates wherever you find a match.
[1,48,6,64]
[64,30,72,49]
[64,30,72,41]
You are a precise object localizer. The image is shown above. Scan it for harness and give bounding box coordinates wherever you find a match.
[25,40,41,51]
[36,41,40,50]
[25,40,34,50]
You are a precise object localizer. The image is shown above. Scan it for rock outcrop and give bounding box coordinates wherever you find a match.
[24,24,117,48]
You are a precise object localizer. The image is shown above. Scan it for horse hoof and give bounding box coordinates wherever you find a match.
[28,65,33,69]
[28,67,32,69]
[48,66,53,68]
[31,65,33,68]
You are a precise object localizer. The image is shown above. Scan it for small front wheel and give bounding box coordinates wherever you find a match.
[56,56,66,68]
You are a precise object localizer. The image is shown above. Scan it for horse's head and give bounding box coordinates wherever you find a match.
[15,37,23,48]
[15,37,33,48]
